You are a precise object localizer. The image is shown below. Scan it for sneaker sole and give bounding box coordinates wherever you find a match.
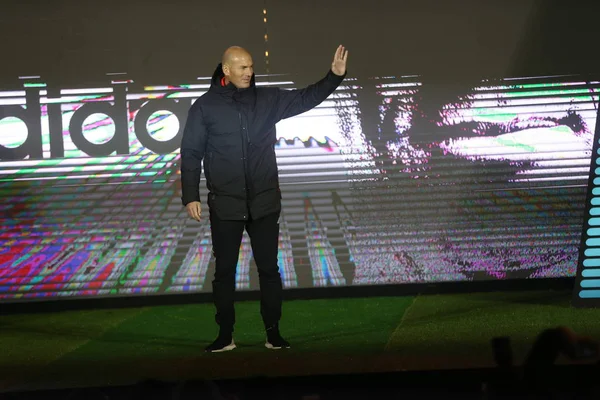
[208,342,236,353]
[265,342,290,350]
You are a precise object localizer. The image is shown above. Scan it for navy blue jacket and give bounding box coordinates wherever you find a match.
[180,63,345,221]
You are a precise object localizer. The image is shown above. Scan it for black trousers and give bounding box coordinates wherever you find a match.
[209,210,283,332]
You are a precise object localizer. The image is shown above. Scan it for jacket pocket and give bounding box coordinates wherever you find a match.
[205,152,214,188]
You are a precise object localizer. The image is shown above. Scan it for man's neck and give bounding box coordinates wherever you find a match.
[221,76,230,87]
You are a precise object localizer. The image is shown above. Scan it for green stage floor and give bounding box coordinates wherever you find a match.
[1,289,599,392]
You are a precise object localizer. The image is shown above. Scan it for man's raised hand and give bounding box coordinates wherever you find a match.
[331,45,348,76]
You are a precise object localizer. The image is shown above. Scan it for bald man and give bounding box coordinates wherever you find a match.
[180,45,348,352]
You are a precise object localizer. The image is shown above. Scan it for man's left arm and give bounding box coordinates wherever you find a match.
[274,45,348,121]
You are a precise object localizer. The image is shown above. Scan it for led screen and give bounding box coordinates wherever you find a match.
[573,95,600,307]
[1,74,598,301]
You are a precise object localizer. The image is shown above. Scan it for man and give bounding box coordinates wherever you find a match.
[180,45,348,352]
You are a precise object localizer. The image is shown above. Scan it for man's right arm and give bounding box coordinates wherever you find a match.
[180,105,208,206]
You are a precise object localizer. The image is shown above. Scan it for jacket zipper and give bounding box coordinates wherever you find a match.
[239,111,251,206]
[239,112,250,143]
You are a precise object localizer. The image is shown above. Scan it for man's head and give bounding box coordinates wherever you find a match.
[221,46,254,89]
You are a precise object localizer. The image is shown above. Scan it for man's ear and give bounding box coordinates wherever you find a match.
[222,64,230,76]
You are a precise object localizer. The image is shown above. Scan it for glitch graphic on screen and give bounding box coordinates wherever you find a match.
[573,95,600,307]
[1,74,599,301]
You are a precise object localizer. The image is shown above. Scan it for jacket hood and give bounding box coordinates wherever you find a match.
[210,63,256,93]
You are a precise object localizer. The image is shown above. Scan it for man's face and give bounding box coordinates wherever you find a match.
[223,54,254,89]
